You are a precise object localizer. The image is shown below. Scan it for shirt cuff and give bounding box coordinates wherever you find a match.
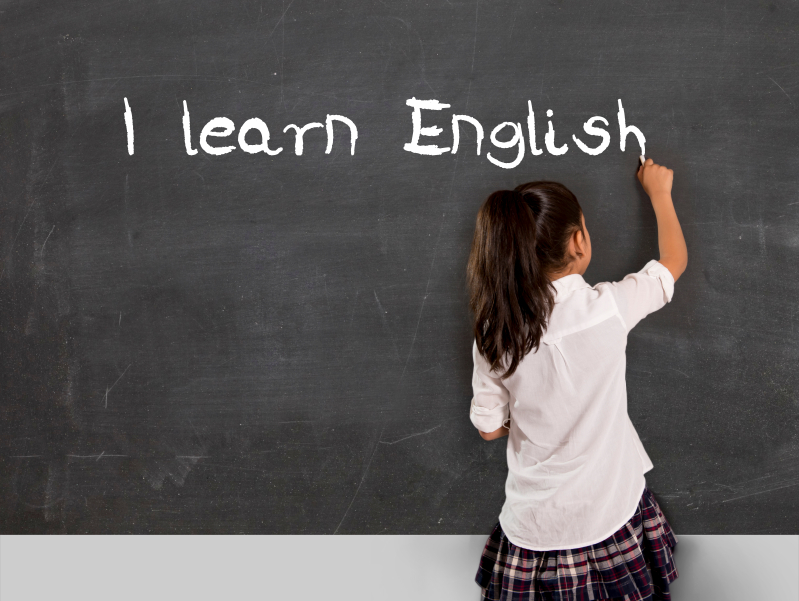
[640,259,675,303]
[469,397,510,432]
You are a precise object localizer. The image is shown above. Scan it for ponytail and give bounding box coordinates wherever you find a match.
[466,182,584,379]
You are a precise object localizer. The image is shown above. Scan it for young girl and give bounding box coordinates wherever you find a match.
[467,158,687,601]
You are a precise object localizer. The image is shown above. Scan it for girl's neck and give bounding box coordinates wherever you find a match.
[548,264,587,281]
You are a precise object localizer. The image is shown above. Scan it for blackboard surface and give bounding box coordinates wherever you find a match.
[1,0,797,535]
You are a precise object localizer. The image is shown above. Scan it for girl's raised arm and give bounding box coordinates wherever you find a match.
[637,158,688,283]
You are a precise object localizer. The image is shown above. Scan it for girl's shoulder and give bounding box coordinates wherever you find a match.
[543,285,618,345]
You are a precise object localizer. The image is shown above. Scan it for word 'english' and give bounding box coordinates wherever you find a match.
[403,98,646,169]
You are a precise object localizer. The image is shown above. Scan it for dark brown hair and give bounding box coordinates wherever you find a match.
[466,181,586,379]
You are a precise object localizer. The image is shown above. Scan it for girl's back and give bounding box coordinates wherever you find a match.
[471,258,674,550]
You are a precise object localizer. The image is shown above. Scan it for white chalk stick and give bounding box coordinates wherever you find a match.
[639,155,646,166]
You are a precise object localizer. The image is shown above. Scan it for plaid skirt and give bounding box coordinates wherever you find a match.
[475,486,678,601]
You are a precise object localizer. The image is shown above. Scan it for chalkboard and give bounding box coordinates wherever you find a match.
[2,0,797,535]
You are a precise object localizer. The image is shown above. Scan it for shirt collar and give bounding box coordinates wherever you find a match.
[550,273,592,302]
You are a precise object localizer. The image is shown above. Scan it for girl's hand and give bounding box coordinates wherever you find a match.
[637,158,673,198]
[479,422,510,441]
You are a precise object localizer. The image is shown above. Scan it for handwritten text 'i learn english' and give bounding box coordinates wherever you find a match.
[123,97,645,168]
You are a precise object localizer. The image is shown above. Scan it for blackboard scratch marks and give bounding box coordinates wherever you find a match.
[188,418,204,447]
[104,77,123,97]
[280,0,287,111]
[267,0,295,40]
[756,62,799,75]
[508,0,522,42]
[666,368,689,378]
[470,0,479,75]
[66,453,128,459]
[318,268,332,313]
[0,157,59,278]
[767,76,795,109]
[103,363,132,408]
[721,480,799,503]
[401,301,425,380]
[677,221,722,227]
[400,212,447,383]
[465,0,479,111]
[379,424,441,445]
[0,75,375,105]
[261,0,291,111]
[193,462,304,473]
[40,225,55,255]
[190,314,206,332]
[349,289,360,328]
[618,0,647,15]
[334,423,385,534]
[387,16,437,97]
[374,290,401,362]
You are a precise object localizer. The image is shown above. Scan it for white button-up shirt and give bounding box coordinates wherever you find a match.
[470,259,675,550]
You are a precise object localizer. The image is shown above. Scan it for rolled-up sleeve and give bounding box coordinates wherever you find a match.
[602,259,675,333]
[470,340,511,432]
